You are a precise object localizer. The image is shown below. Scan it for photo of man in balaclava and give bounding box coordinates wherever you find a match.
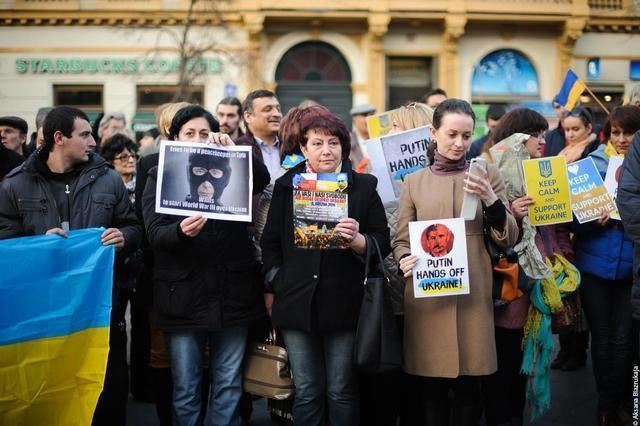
[186,152,232,205]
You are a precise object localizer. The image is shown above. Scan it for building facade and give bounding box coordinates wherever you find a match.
[1,0,639,133]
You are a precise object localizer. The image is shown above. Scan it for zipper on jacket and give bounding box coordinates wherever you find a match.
[61,184,70,232]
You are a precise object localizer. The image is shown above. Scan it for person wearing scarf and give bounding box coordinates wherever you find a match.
[393,99,518,426]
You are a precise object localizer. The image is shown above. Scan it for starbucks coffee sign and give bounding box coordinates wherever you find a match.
[15,57,221,74]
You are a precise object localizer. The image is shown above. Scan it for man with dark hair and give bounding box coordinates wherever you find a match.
[237,89,282,180]
[217,96,244,141]
[467,104,507,159]
[544,96,568,157]
[421,88,448,108]
[0,115,29,158]
[0,105,142,426]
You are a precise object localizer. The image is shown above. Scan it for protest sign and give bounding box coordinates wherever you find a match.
[155,141,253,222]
[367,110,393,138]
[293,173,349,249]
[409,218,469,298]
[368,126,431,203]
[523,156,572,225]
[567,157,616,223]
[603,155,624,220]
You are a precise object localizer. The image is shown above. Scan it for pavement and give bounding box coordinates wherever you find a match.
[126,353,598,426]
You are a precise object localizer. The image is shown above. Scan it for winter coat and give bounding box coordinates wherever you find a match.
[393,165,518,378]
[141,157,270,332]
[383,200,405,315]
[572,144,634,281]
[260,160,390,333]
[617,131,640,318]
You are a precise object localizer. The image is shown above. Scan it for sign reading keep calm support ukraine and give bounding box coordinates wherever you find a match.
[522,156,572,225]
[567,157,616,223]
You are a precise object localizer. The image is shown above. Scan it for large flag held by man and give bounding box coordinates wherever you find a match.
[0,228,113,425]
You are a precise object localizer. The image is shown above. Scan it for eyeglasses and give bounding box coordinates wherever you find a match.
[114,153,138,162]
[563,108,592,122]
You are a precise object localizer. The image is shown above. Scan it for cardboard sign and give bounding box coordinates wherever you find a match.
[367,126,431,203]
[156,141,253,222]
[603,156,624,220]
[366,111,393,139]
[523,156,572,225]
[567,157,616,223]
[409,218,470,298]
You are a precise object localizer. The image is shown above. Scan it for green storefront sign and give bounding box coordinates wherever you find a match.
[15,57,221,75]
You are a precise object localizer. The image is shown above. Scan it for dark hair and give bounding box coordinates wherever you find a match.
[563,107,593,127]
[217,97,243,115]
[484,108,549,155]
[42,106,90,152]
[242,90,277,116]
[604,106,640,138]
[486,104,507,122]
[427,99,476,164]
[299,108,351,160]
[168,105,219,140]
[279,105,331,156]
[143,127,160,140]
[421,88,448,103]
[99,133,139,164]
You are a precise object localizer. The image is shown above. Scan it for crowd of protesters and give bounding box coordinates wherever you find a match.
[1,83,640,426]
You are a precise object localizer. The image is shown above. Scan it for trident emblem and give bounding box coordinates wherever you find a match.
[538,160,552,179]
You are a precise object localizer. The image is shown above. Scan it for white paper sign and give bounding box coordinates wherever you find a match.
[409,218,470,298]
[603,156,624,221]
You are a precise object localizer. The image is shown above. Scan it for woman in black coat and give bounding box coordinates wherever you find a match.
[261,108,390,426]
[142,105,269,426]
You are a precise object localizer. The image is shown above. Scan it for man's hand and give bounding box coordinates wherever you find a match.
[45,228,68,238]
[101,228,125,250]
[180,215,207,238]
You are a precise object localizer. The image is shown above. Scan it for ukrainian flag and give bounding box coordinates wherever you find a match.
[0,228,114,426]
[555,70,587,110]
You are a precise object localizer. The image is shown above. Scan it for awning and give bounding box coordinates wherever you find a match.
[132,111,156,133]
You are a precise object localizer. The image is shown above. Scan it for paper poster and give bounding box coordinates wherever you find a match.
[567,157,616,223]
[409,218,470,298]
[522,156,572,225]
[293,173,349,249]
[368,126,431,203]
[367,111,393,138]
[155,141,253,222]
[603,156,624,220]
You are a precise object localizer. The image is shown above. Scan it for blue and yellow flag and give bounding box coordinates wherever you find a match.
[0,228,114,426]
[555,70,587,110]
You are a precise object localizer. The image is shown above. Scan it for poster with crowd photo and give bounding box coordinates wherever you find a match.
[567,157,616,223]
[155,141,253,222]
[522,156,572,226]
[368,126,431,203]
[603,156,624,220]
[292,173,349,249]
[409,218,470,298]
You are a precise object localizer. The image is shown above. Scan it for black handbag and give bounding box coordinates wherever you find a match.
[354,234,402,373]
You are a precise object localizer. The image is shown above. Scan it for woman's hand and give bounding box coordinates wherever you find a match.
[180,215,207,237]
[264,293,274,317]
[511,196,535,220]
[335,218,366,255]
[596,209,611,227]
[399,255,418,278]
[464,167,498,206]
[207,132,235,146]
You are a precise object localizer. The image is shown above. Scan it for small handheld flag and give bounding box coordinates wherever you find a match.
[555,70,587,110]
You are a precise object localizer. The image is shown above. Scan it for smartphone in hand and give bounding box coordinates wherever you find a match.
[460,157,488,221]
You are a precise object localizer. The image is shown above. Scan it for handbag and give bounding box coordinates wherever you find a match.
[482,213,529,305]
[353,234,402,373]
[243,329,295,401]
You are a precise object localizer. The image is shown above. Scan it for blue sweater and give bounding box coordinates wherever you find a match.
[573,144,634,281]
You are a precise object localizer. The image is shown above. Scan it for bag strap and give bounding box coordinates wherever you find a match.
[363,234,388,280]
[482,209,501,263]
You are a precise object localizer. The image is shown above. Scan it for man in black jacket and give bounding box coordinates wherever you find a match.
[0,106,142,426]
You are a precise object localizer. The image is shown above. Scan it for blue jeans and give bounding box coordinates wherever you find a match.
[580,272,633,412]
[282,329,358,426]
[164,325,248,426]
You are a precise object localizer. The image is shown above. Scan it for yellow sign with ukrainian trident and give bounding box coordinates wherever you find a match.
[522,156,573,225]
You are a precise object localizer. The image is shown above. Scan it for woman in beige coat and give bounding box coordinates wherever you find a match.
[393,99,518,425]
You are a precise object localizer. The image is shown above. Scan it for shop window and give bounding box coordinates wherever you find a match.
[386,57,434,110]
[53,85,103,110]
[471,49,539,103]
[136,85,204,111]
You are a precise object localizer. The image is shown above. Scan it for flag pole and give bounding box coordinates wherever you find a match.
[583,85,610,115]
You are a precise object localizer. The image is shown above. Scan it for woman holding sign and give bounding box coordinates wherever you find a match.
[573,106,640,426]
[393,99,518,425]
[261,108,390,426]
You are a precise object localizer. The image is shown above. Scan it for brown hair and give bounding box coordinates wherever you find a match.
[299,108,351,160]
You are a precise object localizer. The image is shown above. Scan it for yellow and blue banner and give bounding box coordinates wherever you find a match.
[0,228,114,426]
[555,70,587,110]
